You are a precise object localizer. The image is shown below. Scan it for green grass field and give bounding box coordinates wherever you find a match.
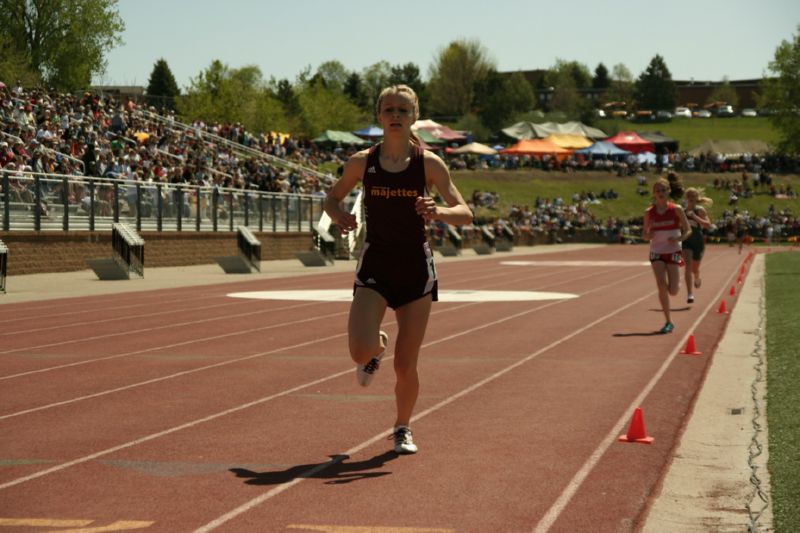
[595,116,780,151]
[452,169,800,223]
[765,251,800,532]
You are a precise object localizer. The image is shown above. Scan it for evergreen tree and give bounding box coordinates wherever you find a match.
[593,63,610,90]
[389,62,426,114]
[343,71,368,111]
[634,55,676,111]
[146,58,180,111]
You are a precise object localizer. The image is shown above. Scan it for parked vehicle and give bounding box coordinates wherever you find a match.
[656,110,673,121]
[695,109,712,118]
[716,105,735,117]
[741,108,758,117]
[674,106,692,118]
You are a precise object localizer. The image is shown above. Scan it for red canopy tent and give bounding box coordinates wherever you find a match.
[414,124,467,143]
[606,131,655,154]
[499,139,573,160]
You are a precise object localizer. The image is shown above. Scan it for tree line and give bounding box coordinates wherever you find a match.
[1,1,798,153]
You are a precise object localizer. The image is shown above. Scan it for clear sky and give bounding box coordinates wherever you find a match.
[96,0,800,90]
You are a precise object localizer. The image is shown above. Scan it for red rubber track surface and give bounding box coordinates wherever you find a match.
[0,245,750,532]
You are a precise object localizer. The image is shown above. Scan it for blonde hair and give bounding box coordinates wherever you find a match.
[685,187,713,207]
[375,84,420,119]
[653,177,670,191]
[375,84,422,146]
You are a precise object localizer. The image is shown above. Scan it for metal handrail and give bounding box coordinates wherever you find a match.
[1,169,324,234]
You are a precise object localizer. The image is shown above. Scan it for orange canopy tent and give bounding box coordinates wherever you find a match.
[499,139,573,160]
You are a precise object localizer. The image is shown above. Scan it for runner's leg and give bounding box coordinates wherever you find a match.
[348,288,388,365]
[392,294,432,427]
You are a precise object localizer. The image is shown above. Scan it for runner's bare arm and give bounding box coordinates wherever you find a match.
[323,150,368,234]
[417,151,473,225]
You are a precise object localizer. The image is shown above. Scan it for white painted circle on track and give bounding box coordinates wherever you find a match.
[227,289,578,302]
[501,260,650,267]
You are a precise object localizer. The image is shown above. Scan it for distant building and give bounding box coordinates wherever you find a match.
[501,70,764,110]
[673,79,762,109]
[90,85,146,100]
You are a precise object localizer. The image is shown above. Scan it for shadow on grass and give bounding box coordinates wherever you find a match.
[231,450,398,486]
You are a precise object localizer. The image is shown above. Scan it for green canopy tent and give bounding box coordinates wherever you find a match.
[312,130,371,147]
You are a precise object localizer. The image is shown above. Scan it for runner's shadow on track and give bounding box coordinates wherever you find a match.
[613,331,667,337]
[648,307,691,312]
[230,451,398,486]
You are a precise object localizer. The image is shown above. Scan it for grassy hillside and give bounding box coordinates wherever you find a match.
[594,117,779,151]
[452,169,799,222]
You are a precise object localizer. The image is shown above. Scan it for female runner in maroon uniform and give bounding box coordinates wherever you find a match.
[324,85,473,454]
[642,177,692,334]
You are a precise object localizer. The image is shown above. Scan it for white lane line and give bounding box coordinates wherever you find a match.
[532,258,738,532]
[503,260,651,267]
[0,267,612,418]
[227,289,578,303]
[0,269,645,491]
[0,300,325,380]
[0,262,599,383]
[194,281,656,532]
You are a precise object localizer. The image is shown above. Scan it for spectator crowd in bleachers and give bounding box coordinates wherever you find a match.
[2,84,798,244]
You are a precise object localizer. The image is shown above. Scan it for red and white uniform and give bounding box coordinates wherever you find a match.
[648,202,682,254]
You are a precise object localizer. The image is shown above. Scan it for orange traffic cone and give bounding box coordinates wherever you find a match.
[718,300,729,314]
[680,334,703,355]
[618,407,654,444]
[729,285,736,296]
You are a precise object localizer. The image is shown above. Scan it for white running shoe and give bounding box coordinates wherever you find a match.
[392,426,418,454]
[694,277,702,288]
[356,331,388,387]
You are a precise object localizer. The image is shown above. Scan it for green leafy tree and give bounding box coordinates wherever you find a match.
[0,34,40,86]
[706,77,739,108]
[473,70,534,132]
[606,63,634,107]
[763,25,800,153]
[634,55,676,111]
[427,38,495,117]
[361,61,392,112]
[314,60,349,93]
[180,60,288,134]
[295,78,365,137]
[592,63,610,90]
[146,58,180,110]
[0,0,124,91]
[543,60,592,117]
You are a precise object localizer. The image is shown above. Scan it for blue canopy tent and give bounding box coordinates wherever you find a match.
[575,141,632,159]
[353,125,384,139]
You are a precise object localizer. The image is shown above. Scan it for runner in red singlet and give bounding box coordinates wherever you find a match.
[642,177,692,334]
[324,85,473,454]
